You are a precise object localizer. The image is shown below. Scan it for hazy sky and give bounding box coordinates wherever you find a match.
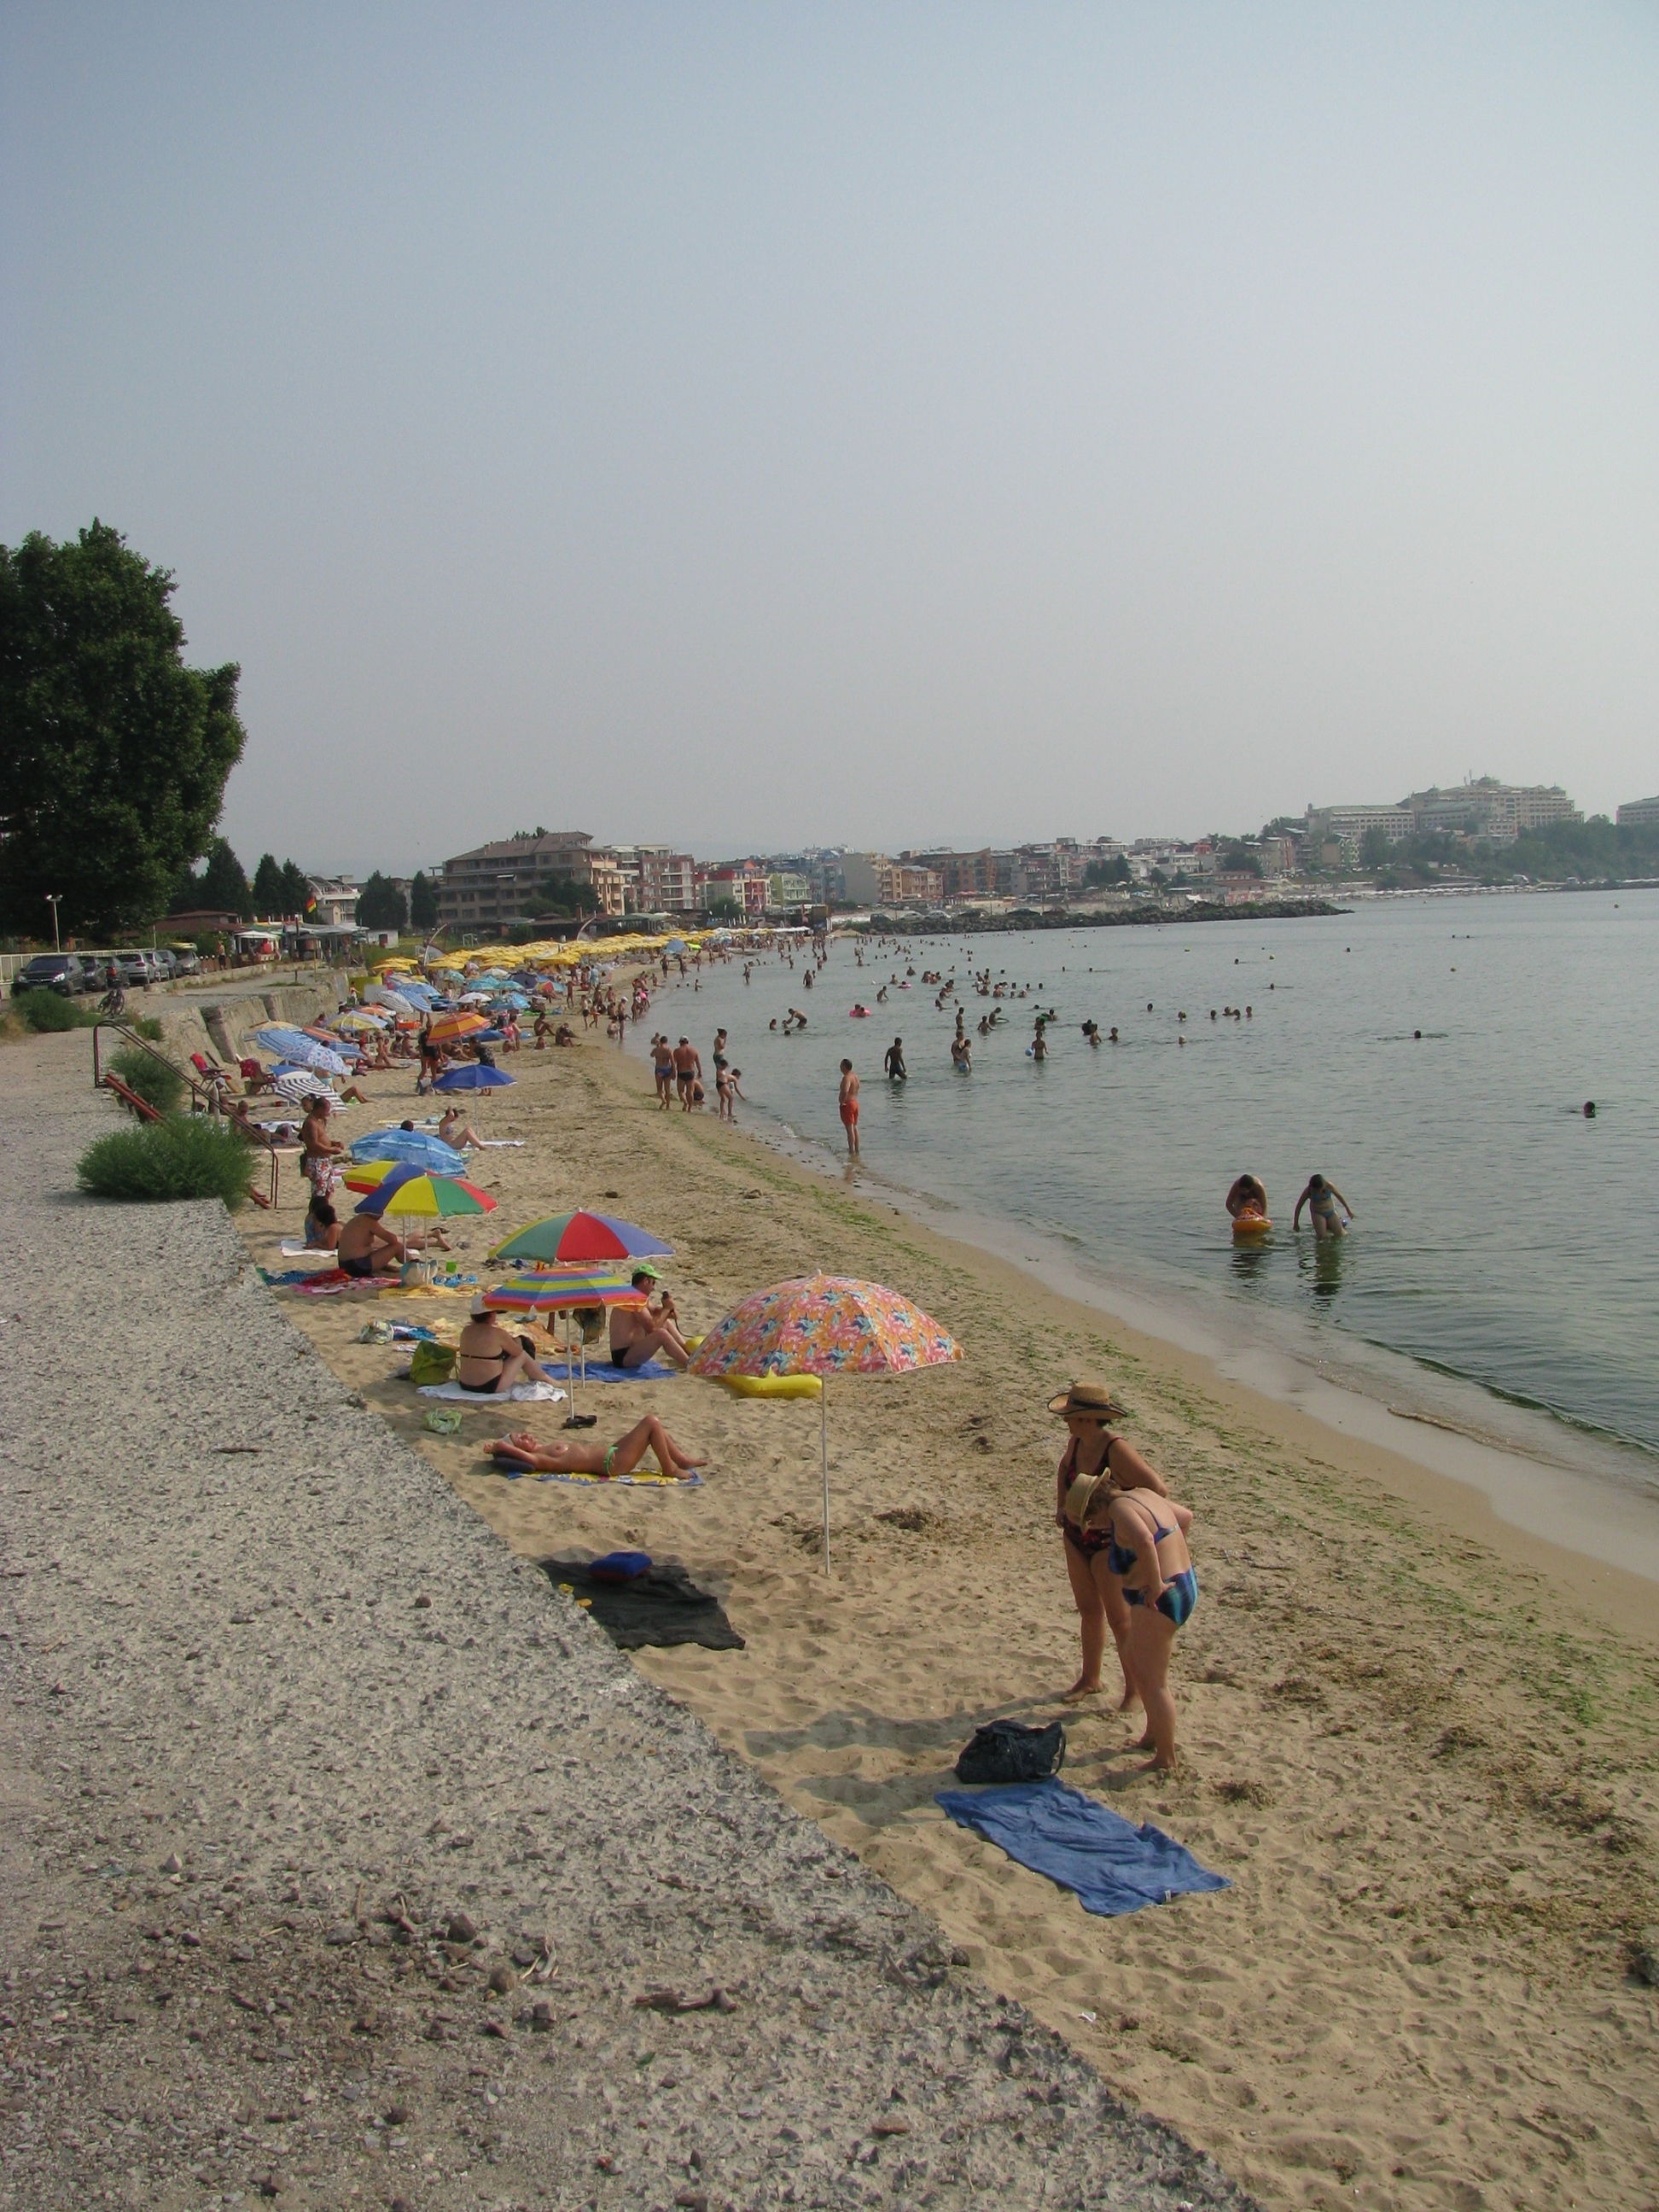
[5,3,1657,875]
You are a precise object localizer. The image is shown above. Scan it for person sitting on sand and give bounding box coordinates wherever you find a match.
[488,1417,706,1480]
[437,1105,483,1151]
[1225,1173,1268,1220]
[335,1210,410,1279]
[1049,1379,1192,1715]
[1293,1172,1353,1240]
[609,1268,692,1369]
[456,1296,550,1394]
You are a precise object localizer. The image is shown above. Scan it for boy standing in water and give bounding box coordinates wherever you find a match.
[838,1060,861,1155]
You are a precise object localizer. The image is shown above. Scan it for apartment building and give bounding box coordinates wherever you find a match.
[702,866,770,918]
[876,862,944,906]
[304,876,360,928]
[1402,780,1578,843]
[1615,795,1659,829]
[438,831,626,930]
[768,871,812,905]
[1303,804,1414,859]
[614,845,700,913]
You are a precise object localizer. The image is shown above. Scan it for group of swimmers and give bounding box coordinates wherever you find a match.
[1225,1170,1356,1239]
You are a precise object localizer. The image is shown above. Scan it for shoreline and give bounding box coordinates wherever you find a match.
[243,1029,1659,2212]
[623,979,1659,1623]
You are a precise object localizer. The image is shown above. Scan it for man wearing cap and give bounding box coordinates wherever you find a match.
[608,1264,692,1370]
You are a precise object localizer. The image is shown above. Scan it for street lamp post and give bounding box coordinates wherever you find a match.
[45,894,61,950]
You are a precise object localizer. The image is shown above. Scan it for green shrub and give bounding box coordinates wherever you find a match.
[14,987,96,1032]
[131,1015,164,1041]
[77,1115,253,1209]
[108,1045,185,1115]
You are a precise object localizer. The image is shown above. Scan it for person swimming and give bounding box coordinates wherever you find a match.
[1225,1173,1268,1220]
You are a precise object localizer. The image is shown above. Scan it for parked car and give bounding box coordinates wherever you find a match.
[11,952,94,997]
[170,946,201,977]
[114,951,157,990]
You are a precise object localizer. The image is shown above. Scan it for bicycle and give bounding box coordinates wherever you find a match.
[99,985,126,1018]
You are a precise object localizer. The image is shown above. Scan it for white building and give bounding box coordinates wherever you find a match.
[1615,795,1659,829]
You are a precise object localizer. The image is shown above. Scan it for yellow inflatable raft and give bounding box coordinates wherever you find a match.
[719,1372,823,1400]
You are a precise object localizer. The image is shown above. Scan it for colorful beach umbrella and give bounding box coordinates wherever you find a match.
[355,1171,497,1221]
[688,1274,962,1574]
[480,1269,647,1313]
[490,1210,672,1266]
[434,1063,515,1092]
[426,1010,490,1045]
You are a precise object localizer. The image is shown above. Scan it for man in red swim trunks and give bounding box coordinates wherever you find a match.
[838,1058,860,1156]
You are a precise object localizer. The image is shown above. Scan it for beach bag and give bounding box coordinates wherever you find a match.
[954,1719,1067,1785]
[409,1341,457,1387]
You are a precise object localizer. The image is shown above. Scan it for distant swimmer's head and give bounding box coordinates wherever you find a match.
[1584,1100,1597,1117]
[1047,1378,1126,1426]
[1309,1173,1327,1191]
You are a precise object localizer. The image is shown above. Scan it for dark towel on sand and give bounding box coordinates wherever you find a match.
[541,1558,744,1651]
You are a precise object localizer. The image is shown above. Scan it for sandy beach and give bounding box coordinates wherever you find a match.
[238,997,1659,2212]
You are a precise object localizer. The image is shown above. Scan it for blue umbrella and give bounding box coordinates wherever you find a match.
[347,1128,469,1173]
[253,1026,352,1073]
[434,1063,515,1092]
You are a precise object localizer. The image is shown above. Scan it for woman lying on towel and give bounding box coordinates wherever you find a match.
[488,1417,706,1480]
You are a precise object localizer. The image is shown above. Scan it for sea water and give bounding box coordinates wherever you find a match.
[628,889,1659,1507]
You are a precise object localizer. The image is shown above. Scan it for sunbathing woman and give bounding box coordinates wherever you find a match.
[488,1417,707,1479]
[437,1105,483,1151]
[456,1296,550,1394]
[1049,1378,1191,1710]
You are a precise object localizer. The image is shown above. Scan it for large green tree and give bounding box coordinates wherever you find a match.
[0,522,246,936]
[358,871,408,931]
[409,870,439,931]
[279,860,311,917]
[251,853,286,916]
[199,837,253,917]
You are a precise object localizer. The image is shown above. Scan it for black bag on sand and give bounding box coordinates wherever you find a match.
[954,1719,1066,1785]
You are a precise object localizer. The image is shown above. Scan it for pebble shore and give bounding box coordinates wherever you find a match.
[0,1030,1250,2212]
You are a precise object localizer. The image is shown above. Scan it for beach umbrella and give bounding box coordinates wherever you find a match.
[355,1170,497,1222]
[347,1129,469,1173]
[688,1275,962,1574]
[491,1209,672,1266]
[480,1269,647,1312]
[335,1010,387,1032]
[482,1268,649,1419]
[271,1069,341,1105]
[364,983,416,1013]
[427,1010,490,1047]
[434,1063,515,1092]
[253,1027,351,1074]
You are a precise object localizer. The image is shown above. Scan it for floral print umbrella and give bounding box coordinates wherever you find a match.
[688,1275,962,1572]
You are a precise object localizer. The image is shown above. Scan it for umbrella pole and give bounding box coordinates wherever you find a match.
[820,1380,830,1577]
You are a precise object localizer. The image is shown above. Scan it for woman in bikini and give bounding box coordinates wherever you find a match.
[1095,1487,1197,1769]
[456,1296,551,1394]
[1049,1379,1191,1712]
[487,1417,706,1480]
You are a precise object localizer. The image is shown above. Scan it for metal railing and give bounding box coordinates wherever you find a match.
[90,1023,281,1209]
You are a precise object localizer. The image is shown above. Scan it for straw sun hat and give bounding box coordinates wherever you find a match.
[1045,1378,1126,1420]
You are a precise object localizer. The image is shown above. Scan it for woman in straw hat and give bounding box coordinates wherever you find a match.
[1050,1381,1194,1758]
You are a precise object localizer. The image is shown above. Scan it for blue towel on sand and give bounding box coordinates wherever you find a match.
[936,1778,1229,1916]
[539,1359,678,1383]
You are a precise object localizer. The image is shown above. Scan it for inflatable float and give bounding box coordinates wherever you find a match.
[849,1004,872,1017]
[719,1371,823,1400]
[1231,1209,1272,1237]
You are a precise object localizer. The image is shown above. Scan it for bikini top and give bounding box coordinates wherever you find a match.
[1060,1434,1120,1525]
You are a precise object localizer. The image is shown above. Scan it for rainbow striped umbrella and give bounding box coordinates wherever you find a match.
[354,1171,497,1221]
[480,1270,647,1313]
[490,1210,671,1266]
[427,1010,490,1047]
[689,1275,962,1574]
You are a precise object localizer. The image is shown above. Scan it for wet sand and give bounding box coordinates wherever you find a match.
[247,1016,1659,2212]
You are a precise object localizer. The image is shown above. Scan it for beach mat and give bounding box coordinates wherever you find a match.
[936,1778,1229,1916]
[418,1380,567,1406]
[495,1458,701,1488]
[540,1558,743,1650]
[539,1358,678,1383]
